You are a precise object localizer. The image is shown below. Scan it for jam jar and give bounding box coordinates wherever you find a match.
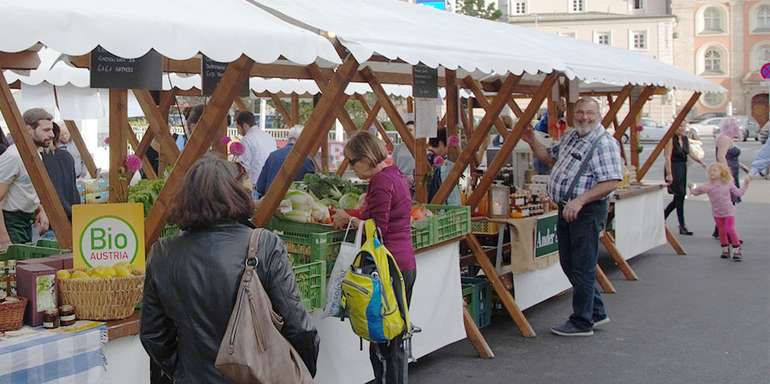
[43,309,60,329]
[59,305,76,326]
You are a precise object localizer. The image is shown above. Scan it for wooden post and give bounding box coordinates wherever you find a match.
[466,74,558,210]
[145,56,256,248]
[362,67,416,156]
[613,86,655,141]
[630,111,640,168]
[637,92,701,181]
[446,70,460,162]
[465,234,535,337]
[600,231,638,280]
[415,137,429,203]
[605,95,627,162]
[270,94,293,127]
[64,120,98,178]
[156,91,176,172]
[464,307,494,358]
[354,95,393,148]
[595,265,616,294]
[507,98,524,118]
[133,90,181,161]
[463,77,510,140]
[601,85,632,128]
[547,85,558,138]
[109,89,129,203]
[124,119,157,180]
[252,57,359,228]
[0,70,72,248]
[430,74,522,205]
[665,225,687,255]
[291,94,300,126]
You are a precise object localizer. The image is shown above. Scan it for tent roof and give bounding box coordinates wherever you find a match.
[252,0,724,93]
[0,0,340,65]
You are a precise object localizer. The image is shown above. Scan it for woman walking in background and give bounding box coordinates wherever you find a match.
[664,121,706,235]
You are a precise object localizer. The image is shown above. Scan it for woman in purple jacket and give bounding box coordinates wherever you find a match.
[333,131,415,384]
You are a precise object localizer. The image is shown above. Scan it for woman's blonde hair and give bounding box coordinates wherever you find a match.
[344,131,387,167]
[708,162,733,183]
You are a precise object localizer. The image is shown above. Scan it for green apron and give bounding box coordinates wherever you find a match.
[3,210,34,244]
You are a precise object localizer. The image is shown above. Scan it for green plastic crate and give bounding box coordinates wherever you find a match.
[0,244,63,261]
[35,239,61,249]
[411,221,433,250]
[292,260,326,310]
[426,205,471,243]
[268,217,347,268]
[462,277,492,328]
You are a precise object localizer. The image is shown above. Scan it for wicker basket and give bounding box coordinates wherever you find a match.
[0,297,28,331]
[58,274,144,321]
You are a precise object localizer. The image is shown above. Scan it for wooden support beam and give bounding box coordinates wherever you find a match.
[601,85,632,128]
[415,138,429,203]
[630,110,640,168]
[507,98,524,118]
[234,97,248,112]
[291,94,300,125]
[253,57,359,228]
[133,90,181,161]
[665,225,687,255]
[431,74,522,205]
[361,67,416,156]
[605,95,627,162]
[466,74,558,210]
[124,121,157,180]
[636,92,701,181]
[0,51,41,70]
[270,94,293,127]
[359,98,383,132]
[463,307,494,359]
[63,120,97,178]
[145,55,255,248]
[596,265,616,294]
[600,231,638,281]
[465,234,535,337]
[463,77,510,139]
[109,90,129,203]
[613,86,655,141]
[446,69,460,162]
[0,70,72,248]
[336,158,349,177]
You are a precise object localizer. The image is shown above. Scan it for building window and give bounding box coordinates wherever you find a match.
[632,31,647,49]
[754,44,770,70]
[596,32,611,46]
[702,93,725,108]
[570,0,584,12]
[703,7,725,33]
[633,0,645,10]
[756,5,770,32]
[703,48,724,74]
[508,0,527,15]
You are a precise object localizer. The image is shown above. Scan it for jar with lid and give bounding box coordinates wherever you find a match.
[59,305,77,326]
[43,309,60,329]
[7,260,16,296]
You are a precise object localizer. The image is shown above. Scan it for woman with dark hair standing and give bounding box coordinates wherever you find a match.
[664,121,706,235]
[140,154,319,384]
[332,131,415,384]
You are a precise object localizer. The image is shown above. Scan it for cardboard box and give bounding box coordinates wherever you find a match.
[16,263,58,327]
[17,254,73,271]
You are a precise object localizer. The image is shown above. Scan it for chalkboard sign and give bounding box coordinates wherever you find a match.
[90,47,162,90]
[412,63,438,99]
[202,56,250,97]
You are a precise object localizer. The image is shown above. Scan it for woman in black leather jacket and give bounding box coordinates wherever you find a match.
[140,154,319,383]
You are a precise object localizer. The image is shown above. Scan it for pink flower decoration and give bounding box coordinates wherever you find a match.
[433,156,445,167]
[103,136,110,145]
[124,154,142,172]
[229,141,245,156]
[220,136,232,147]
[636,125,644,132]
[448,135,460,147]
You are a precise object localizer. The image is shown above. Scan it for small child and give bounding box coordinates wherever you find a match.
[691,163,751,261]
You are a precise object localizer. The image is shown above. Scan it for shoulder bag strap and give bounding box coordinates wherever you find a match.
[244,229,263,279]
[563,132,609,202]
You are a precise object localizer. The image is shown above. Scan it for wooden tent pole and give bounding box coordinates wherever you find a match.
[109,90,129,203]
[133,90,181,160]
[613,86,655,141]
[63,120,98,178]
[0,70,72,248]
[270,94,294,127]
[361,67,416,156]
[464,77,510,140]
[291,93,300,125]
[595,265,616,293]
[601,85,632,128]
[507,98,524,118]
[136,91,176,174]
[466,74,558,210]
[446,69,459,161]
[252,56,359,228]
[124,118,157,180]
[430,75,522,205]
[354,94,393,148]
[637,92,701,181]
[665,226,687,255]
[463,307,494,358]
[145,55,256,248]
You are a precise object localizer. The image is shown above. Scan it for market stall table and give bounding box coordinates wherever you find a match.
[0,323,107,383]
[610,184,668,261]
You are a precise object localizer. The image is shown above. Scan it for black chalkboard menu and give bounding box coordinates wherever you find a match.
[90,46,162,90]
[412,63,438,99]
[201,56,250,97]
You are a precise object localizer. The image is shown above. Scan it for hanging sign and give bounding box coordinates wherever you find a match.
[412,63,439,99]
[72,203,146,270]
[533,213,559,258]
[90,46,162,90]
[761,63,770,80]
[201,56,251,97]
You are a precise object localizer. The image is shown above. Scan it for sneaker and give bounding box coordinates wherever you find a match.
[551,321,594,337]
[679,226,693,236]
[720,247,730,259]
[732,247,743,262]
[593,316,611,329]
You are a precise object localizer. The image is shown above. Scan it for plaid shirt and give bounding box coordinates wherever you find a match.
[547,125,623,203]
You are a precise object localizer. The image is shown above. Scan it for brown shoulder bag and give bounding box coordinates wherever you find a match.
[215,229,314,384]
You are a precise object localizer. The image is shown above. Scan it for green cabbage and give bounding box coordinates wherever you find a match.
[338,193,361,210]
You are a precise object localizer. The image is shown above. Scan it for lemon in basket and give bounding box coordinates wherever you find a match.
[71,270,89,279]
[56,270,71,280]
[115,265,132,278]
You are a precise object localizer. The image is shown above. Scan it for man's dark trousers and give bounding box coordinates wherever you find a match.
[557,200,608,331]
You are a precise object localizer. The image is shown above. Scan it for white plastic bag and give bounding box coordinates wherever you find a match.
[323,220,364,318]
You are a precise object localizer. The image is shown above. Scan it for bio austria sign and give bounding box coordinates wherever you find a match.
[73,203,146,270]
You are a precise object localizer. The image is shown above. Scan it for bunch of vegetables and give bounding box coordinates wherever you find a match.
[278,174,367,225]
[128,179,166,216]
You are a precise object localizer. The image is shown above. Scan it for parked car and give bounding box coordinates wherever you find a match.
[638,118,668,142]
[711,116,759,141]
[689,112,726,123]
[689,117,724,137]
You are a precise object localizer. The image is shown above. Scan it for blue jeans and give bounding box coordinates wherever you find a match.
[557,200,608,330]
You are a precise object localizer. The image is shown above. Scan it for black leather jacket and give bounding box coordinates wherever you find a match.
[140,222,319,383]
